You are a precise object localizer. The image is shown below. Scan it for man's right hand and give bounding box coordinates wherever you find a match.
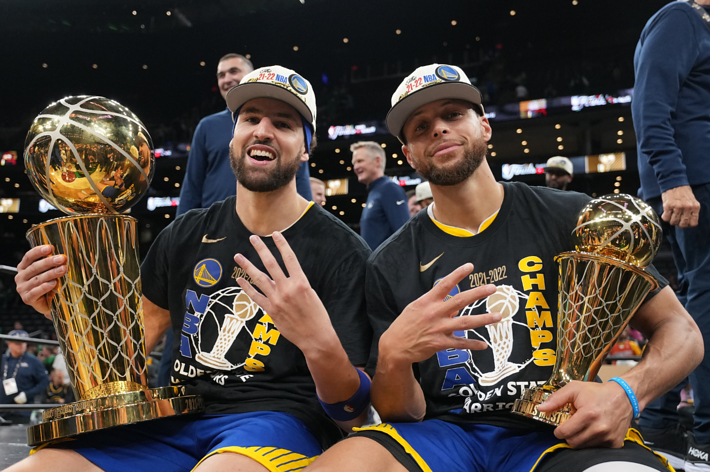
[379,264,501,366]
[661,185,700,228]
[15,245,67,318]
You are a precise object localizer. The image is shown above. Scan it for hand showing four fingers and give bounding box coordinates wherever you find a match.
[234,232,336,355]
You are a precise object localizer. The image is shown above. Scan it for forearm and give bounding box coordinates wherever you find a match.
[301,327,369,429]
[371,350,426,423]
[623,288,703,411]
[142,296,172,354]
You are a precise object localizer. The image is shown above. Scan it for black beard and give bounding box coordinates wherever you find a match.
[230,142,303,192]
[413,138,488,186]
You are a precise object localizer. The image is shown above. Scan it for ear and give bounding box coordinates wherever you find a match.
[300,146,310,163]
[402,144,416,170]
[480,115,493,142]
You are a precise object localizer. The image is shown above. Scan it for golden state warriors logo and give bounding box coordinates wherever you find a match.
[435,65,460,82]
[433,278,460,301]
[193,259,222,287]
[289,74,308,95]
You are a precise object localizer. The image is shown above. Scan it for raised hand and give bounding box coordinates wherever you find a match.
[379,264,502,366]
[233,232,335,354]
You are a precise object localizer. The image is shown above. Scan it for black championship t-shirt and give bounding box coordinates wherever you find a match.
[365,182,667,429]
[142,197,372,447]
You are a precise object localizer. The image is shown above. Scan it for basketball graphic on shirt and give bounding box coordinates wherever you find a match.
[196,287,261,370]
[233,291,259,321]
[486,285,519,320]
[477,285,525,386]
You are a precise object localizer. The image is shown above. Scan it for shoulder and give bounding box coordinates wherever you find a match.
[369,213,420,263]
[379,179,406,196]
[195,109,231,130]
[646,2,699,32]
[163,197,236,243]
[505,182,590,213]
[307,205,371,257]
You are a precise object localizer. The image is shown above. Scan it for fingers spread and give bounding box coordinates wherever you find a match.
[429,263,474,301]
[271,232,303,280]
[445,284,497,315]
[234,253,274,296]
[236,277,269,310]
[249,235,286,283]
[450,312,501,332]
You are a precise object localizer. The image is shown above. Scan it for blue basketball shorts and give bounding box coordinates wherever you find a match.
[352,421,672,472]
[39,412,322,472]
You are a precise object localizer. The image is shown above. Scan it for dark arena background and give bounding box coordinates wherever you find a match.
[0,0,681,465]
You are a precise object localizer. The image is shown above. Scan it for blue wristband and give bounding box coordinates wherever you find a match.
[318,368,371,422]
[609,377,640,420]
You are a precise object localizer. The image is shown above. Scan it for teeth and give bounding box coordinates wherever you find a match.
[249,149,275,160]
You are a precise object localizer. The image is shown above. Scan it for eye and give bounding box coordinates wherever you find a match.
[414,121,428,132]
[276,121,292,129]
[447,111,463,119]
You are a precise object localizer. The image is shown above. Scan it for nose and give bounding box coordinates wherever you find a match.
[253,118,276,141]
[431,117,449,138]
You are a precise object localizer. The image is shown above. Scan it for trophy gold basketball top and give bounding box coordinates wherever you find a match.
[512,194,662,425]
[23,96,203,446]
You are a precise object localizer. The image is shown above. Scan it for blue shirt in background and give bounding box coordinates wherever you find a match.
[0,353,48,415]
[633,2,710,200]
[360,176,410,250]
[177,108,312,216]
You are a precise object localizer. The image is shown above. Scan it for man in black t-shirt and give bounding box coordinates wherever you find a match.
[12,66,372,472]
[305,64,703,472]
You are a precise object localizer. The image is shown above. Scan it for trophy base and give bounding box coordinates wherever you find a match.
[511,386,571,426]
[27,386,204,447]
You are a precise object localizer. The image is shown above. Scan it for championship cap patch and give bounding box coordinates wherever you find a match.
[226,65,317,132]
[386,63,484,141]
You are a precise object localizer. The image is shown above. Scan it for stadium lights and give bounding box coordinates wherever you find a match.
[396,29,402,35]
[42,63,48,68]
[293,46,299,51]
[617,130,623,135]
[343,38,349,43]
[555,124,561,129]
[491,152,497,157]
[451,20,457,25]
[521,141,527,145]
[510,10,516,16]
[524,148,530,153]
[618,117,624,122]
[558,145,564,150]
[516,129,522,134]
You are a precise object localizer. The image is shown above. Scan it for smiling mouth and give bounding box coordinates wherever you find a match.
[249,149,276,161]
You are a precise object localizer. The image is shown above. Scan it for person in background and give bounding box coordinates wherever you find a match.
[405,189,421,217]
[310,177,327,206]
[415,181,433,208]
[632,2,710,471]
[0,330,49,424]
[351,141,409,250]
[544,156,574,191]
[38,369,74,405]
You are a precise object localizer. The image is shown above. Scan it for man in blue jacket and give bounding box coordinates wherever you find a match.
[177,54,313,216]
[633,2,710,471]
[0,330,49,424]
[351,141,409,250]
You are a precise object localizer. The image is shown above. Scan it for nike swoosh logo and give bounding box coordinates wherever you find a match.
[396,200,405,205]
[201,235,226,244]
[420,253,444,272]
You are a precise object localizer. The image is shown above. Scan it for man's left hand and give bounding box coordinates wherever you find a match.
[537,380,633,448]
[234,232,334,354]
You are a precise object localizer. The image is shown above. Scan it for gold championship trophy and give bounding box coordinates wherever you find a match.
[512,194,662,425]
[23,96,203,446]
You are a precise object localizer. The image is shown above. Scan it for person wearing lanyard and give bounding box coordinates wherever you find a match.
[0,330,49,424]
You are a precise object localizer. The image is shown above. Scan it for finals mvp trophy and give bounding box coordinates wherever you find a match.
[23,96,203,446]
[512,194,662,425]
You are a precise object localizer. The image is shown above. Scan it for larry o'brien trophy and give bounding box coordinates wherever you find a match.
[512,194,662,425]
[23,96,203,446]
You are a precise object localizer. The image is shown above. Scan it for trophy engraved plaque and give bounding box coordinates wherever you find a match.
[23,96,203,446]
[512,194,662,425]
